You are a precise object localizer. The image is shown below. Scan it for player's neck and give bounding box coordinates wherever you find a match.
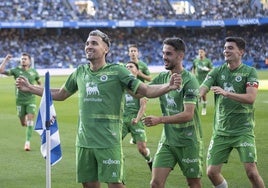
[227,61,242,70]
[171,66,184,74]
[131,57,139,63]
[89,60,107,71]
[21,65,30,70]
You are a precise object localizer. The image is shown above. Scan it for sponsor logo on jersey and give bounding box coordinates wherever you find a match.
[165,94,177,107]
[223,82,235,93]
[86,82,100,96]
[103,158,120,165]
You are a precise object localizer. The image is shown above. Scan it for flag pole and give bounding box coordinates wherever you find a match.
[45,72,51,188]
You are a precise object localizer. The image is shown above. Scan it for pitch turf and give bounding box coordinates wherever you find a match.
[0,70,267,188]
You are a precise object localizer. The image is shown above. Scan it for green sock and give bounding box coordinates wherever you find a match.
[26,126,33,141]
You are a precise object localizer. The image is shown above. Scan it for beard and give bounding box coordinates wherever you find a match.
[164,61,175,70]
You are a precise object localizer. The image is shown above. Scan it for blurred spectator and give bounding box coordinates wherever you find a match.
[0,0,267,21]
[0,26,267,69]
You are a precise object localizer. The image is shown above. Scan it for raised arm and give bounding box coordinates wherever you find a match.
[0,54,12,74]
[16,76,71,101]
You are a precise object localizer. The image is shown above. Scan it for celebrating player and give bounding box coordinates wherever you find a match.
[143,37,203,188]
[16,30,182,188]
[122,61,153,171]
[200,37,265,188]
[192,48,213,115]
[0,53,41,151]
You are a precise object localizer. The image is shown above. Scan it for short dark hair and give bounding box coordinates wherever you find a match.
[225,37,246,50]
[128,44,138,49]
[89,30,111,47]
[21,52,31,62]
[126,61,139,70]
[163,37,186,53]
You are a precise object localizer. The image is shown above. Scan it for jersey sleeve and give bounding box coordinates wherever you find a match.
[246,67,259,88]
[64,69,79,95]
[183,75,199,104]
[200,67,218,89]
[116,64,142,94]
[208,59,213,69]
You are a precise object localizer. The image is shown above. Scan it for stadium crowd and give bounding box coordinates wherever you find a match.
[0,0,267,21]
[0,26,267,69]
[0,0,267,69]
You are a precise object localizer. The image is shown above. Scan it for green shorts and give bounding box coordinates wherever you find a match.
[16,103,36,117]
[76,146,125,184]
[122,114,147,143]
[153,142,203,178]
[207,133,257,165]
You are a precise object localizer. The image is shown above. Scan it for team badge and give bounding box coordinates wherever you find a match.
[235,75,242,82]
[100,75,108,82]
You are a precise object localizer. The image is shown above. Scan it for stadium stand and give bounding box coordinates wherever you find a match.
[0,0,267,69]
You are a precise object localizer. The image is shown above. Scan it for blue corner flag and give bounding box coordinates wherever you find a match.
[35,72,62,166]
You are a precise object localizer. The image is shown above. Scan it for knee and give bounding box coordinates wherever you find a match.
[150,179,163,188]
[246,169,259,181]
[206,166,218,179]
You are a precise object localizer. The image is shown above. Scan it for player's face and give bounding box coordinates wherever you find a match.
[126,63,138,76]
[223,42,244,63]
[20,55,31,68]
[162,44,182,71]
[198,49,205,59]
[85,36,109,61]
[128,47,139,60]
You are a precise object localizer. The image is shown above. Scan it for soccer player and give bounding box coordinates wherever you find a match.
[0,53,41,151]
[143,37,203,188]
[192,48,213,115]
[16,30,182,188]
[127,44,152,144]
[128,44,151,82]
[200,37,265,188]
[122,61,153,171]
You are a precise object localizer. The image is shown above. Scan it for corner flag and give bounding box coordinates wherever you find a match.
[35,72,62,166]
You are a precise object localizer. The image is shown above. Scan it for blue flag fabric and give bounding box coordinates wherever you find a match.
[35,72,62,166]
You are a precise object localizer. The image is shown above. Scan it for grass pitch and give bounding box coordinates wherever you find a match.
[0,70,267,188]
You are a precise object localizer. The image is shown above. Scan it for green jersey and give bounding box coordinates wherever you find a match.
[193,57,213,84]
[136,60,150,82]
[63,63,141,148]
[124,93,140,115]
[6,67,40,105]
[151,70,202,147]
[201,63,258,136]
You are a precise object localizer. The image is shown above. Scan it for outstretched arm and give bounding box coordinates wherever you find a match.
[136,73,182,98]
[16,76,71,101]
